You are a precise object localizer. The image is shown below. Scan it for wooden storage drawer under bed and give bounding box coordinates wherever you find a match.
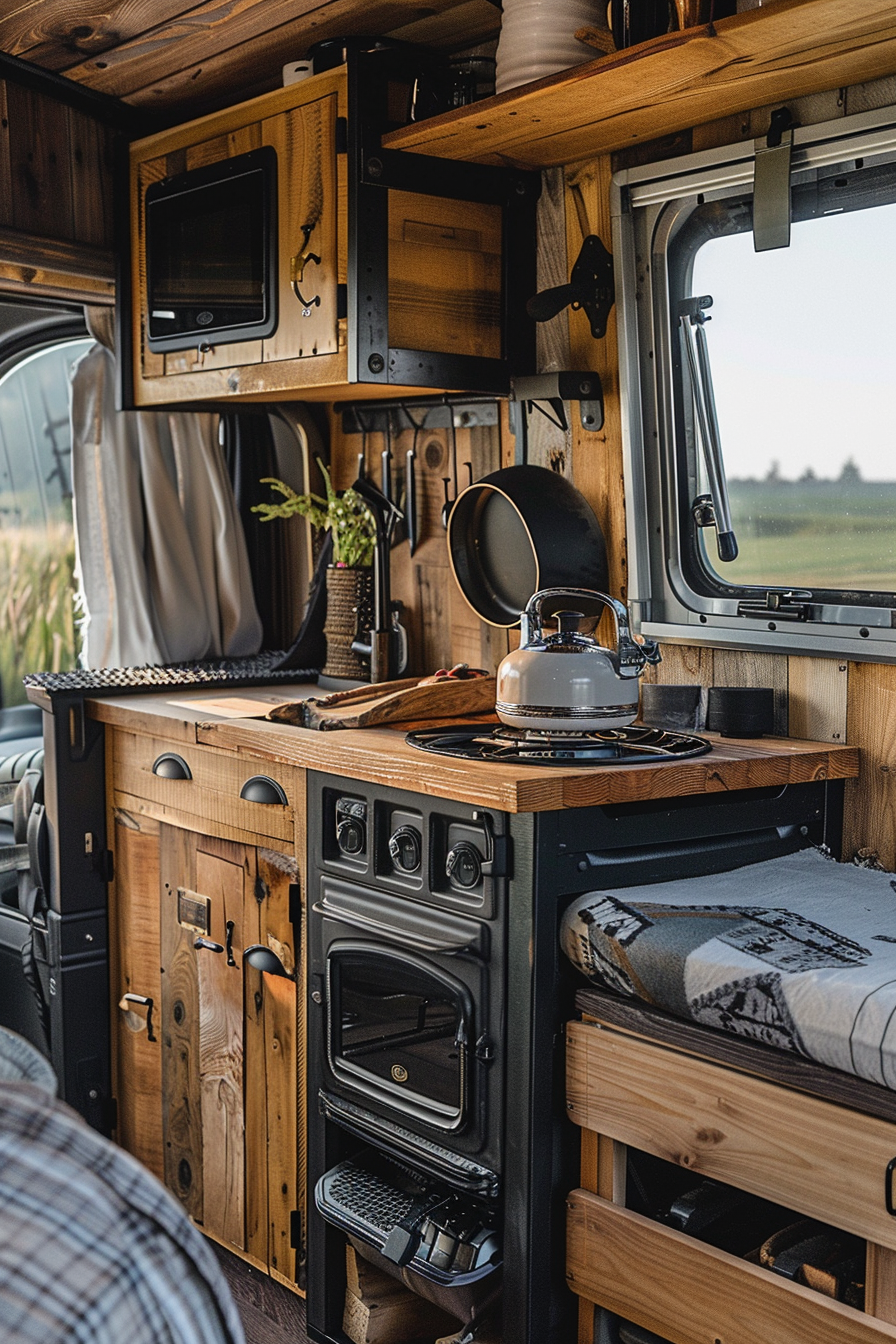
[566,995,896,1342]
[567,1192,896,1344]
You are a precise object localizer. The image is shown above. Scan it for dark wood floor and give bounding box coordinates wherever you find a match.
[213,1244,309,1344]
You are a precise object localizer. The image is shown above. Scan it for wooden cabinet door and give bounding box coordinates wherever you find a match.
[156,823,301,1275]
[112,809,164,1182]
[160,827,253,1251]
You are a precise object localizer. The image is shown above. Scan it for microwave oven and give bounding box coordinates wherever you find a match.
[144,146,279,353]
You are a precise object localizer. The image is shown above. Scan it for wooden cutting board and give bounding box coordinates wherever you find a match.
[270,676,497,730]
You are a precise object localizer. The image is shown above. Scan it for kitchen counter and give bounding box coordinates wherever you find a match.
[85,685,859,813]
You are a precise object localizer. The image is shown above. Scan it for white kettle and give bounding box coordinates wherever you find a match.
[495,588,661,732]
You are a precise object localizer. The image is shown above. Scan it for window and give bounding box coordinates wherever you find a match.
[0,322,90,703]
[614,104,896,660]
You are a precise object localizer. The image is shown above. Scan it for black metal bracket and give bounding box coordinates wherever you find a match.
[511,371,605,433]
[526,234,615,340]
[737,590,813,622]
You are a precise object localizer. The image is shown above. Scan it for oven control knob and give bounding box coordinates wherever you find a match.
[389,825,422,874]
[335,798,367,857]
[446,841,482,889]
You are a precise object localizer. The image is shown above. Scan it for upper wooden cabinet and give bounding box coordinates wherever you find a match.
[126,53,538,407]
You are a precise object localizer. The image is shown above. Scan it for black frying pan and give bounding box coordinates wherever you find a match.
[447,465,609,628]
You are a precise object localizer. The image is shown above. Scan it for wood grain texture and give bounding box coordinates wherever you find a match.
[160,822,203,1221]
[263,95,339,366]
[575,987,896,1125]
[0,225,114,280]
[843,661,896,870]
[567,1190,896,1344]
[788,657,848,745]
[566,1020,896,1251]
[868,1245,896,1326]
[565,155,627,604]
[56,0,498,112]
[6,85,73,239]
[188,715,859,812]
[258,849,300,1285]
[112,729,295,843]
[385,0,896,167]
[111,809,164,1180]
[243,848,268,1271]
[196,843,246,1250]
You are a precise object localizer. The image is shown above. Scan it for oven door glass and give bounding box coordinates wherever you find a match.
[327,944,472,1130]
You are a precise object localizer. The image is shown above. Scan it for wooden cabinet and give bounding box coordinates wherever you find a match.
[108,728,305,1290]
[565,1014,896,1343]
[127,58,534,408]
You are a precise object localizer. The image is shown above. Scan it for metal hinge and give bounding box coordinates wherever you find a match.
[737,590,812,621]
[290,1209,303,1250]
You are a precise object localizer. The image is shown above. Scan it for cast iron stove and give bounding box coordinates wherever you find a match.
[406,723,711,765]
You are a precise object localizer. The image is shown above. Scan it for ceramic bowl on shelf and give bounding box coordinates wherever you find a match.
[496,0,608,93]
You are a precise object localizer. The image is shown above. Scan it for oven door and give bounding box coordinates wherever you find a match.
[327,940,475,1131]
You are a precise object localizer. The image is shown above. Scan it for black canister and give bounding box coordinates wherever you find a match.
[706,686,775,737]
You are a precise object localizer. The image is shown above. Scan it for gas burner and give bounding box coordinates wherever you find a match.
[406,723,712,766]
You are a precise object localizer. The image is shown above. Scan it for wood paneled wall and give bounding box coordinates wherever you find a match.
[0,78,115,303]
[330,70,896,870]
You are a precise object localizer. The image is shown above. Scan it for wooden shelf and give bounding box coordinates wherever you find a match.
[383,0,896,168]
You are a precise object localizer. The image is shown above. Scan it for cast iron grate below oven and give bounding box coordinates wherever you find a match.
[327,1162,421,1236]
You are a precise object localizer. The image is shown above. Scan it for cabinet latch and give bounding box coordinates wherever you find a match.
[289,881,302,930]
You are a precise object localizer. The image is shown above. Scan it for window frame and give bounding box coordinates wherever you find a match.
[613,102,896,662]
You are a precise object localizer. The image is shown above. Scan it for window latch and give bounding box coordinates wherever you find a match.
[737,590,812,621]
[680,297,738,563]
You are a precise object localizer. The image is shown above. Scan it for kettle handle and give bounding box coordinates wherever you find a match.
[522,588,661,676]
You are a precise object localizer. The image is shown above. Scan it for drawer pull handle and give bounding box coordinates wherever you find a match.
[152,752,192,780]
[194,936,224,954]
[243,943,295,980]
[239,775,288,805]
[119,993,156,1042]
[887,1157,896,1216]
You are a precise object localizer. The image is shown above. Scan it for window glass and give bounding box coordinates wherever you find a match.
[690,206,896,593]
[0,339,91,703]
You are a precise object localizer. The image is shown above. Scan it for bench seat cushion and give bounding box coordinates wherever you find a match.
[561,847,896,1089]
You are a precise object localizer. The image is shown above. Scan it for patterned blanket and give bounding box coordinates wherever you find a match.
[561,847,896,1088]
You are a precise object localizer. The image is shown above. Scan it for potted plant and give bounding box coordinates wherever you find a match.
[253,460,376,679]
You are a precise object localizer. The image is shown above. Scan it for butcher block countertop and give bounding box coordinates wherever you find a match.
[85,684,860,813]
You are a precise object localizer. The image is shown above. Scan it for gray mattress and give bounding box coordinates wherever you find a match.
[560,847,896,1089]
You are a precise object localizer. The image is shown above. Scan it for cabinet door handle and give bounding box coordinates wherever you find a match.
[243,943,295,980]
[886,1157,896,1216]
[225,920,236,967]
[119,993,156,1042]
[151,752,192,780]
[193,936,224,954]
[239,775,288,805]
[290,223,321,310]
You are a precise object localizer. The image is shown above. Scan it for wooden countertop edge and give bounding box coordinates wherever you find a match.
[77,693,858,812]
[192,719,858,813]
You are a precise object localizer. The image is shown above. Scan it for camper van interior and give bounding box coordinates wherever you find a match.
[3,3,896,1343]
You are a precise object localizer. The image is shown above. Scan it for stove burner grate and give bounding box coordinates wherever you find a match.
[406,723,711,766]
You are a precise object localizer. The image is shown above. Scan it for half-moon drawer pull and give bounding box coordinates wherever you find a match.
[239,775,288,805]
[151,752,192,780]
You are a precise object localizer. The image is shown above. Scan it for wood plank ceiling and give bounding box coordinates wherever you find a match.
[0,0,501,119]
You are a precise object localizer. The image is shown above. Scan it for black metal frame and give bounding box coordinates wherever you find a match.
[306,771,843,1344]
[39,697,113,1132]
[346,49,539,396]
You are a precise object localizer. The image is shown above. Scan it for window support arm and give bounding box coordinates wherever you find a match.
[679,297,738,563]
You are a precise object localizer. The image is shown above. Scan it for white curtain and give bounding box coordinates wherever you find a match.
[70,340,263,669]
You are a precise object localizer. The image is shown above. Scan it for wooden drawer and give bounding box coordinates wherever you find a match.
[566,1020,896,1251]
[567,1191,896,1344]
[111,729,296,845]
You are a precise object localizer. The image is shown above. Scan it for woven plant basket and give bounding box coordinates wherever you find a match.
[323,566,374,680]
